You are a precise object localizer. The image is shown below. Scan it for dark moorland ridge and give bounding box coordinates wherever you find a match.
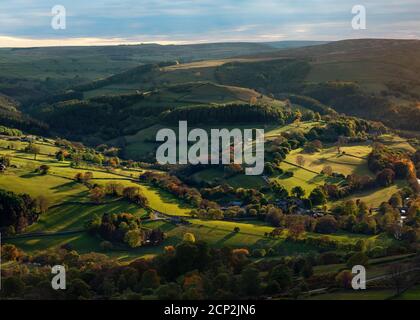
[3,39,418,142]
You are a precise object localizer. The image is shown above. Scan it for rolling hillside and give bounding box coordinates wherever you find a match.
[35,82,288,148]
[70,39,420,133]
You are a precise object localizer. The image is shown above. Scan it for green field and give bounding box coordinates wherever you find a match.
[120,122,284,160]
[332,180,408,209]
[282,144,372,177]
[0,141,192,217]
[7,212,385,262]
[274,162,336,194]
[397,286,420,300]
[192,167,267,189]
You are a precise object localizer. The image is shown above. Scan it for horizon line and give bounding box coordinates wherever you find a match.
[0,35,418,49]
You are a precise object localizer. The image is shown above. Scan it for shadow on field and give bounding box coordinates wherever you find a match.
[20,172,38,178]
[52,181,80,192]
[216,232,236,245]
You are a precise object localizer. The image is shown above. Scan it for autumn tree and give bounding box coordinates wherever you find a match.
[25,143,40,160]
[296,155,306,167]
[36,195,49,214]
[291,186,305,198]
[90,186,105,203]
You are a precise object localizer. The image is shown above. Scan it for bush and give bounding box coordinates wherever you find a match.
[346,252,369,268]
[369,246,386,258]
[183,233,196,243]
[100,241,113,251]
[267,248,276,257]
[319,252,342,265]
[252,249,267,258]
[315,215,338,234]
[38,165,50,175]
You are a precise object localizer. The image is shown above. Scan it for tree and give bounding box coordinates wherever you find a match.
[296,155,306,167]
[0,155,11,167]
[335,270,353,289]
[105,182,124,197]
[89,186,105,203]
[309,187,327,206]
[346,252,369,268]
[2,277,25,297]
[123,187,140,200]
[68,279,91,299]
[100,241,113,251]
[83,172,93,184]
[315,215,338,234]
[74,172,84,182]
[1,244,21,261]
[183,232,196,243]
[240,267,260,296]
[376,168,395,187]
[270,265,292,290]
[288,222,305,240]
[389,264,407,296]
[0,189,38,233]
[36,195,49,214]
[124,230,142,248]
[141,269,160,289]
[25,143,40,160]
[322,165,333,176]
[38,165,50,175]
[354,239,367,252]
[157,283,181,300]
[389,192,403,208]
[291,186,305,199]
[302,261,314,278]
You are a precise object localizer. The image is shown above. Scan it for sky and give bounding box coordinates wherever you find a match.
[0,0,419,47]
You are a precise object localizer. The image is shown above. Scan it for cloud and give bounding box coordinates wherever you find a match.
[0,0,418,46]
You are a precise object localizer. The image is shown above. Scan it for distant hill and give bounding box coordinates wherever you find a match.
[255,39,420,131]
[35,82,287,144]
[0,42,277,105]
[76,39,420,132]
[264,40,329,49]
[4,38,420,137]
[0,42,276,82]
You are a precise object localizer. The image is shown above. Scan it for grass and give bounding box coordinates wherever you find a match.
[0,168,88,204]
[283,145,373,177]
[6,216,384,262]
[120,122,283,161]
[378,134,416,153]
[274,162,335,194]
[0,142,192,216]
[331,180,408,209]
[265,121,323,138]
[397,286,420,300]
[27,202,148,233]
[192,167,266,189]
[0,139,60,155]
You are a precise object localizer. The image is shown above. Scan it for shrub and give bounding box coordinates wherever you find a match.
[252,249,267,258]
[346,252,369,268]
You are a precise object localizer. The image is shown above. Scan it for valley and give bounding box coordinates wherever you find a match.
[0,39,420,301]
